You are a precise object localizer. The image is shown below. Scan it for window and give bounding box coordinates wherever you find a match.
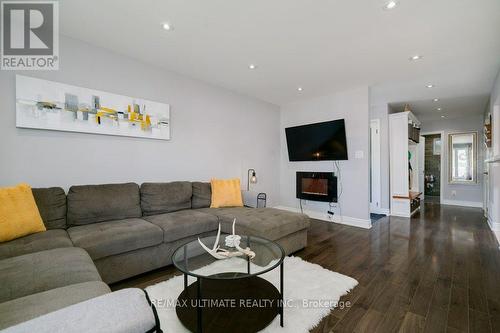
[448,132,477,184]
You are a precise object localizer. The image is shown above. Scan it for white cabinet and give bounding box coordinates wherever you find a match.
[389,111,423,217]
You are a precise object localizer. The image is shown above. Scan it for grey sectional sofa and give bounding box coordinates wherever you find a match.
[0,181,310,330]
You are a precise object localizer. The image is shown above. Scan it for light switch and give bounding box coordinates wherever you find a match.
[355,150,364,159]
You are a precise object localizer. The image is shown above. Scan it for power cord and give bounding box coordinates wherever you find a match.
[299,199,304,214]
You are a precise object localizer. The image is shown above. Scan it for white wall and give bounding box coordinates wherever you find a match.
[279,87,371,228]
[421,115,484,206]
[0,37,281,205]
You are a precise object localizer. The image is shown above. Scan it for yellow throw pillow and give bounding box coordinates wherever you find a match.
[0,183,46,243]
[210,178,244,208]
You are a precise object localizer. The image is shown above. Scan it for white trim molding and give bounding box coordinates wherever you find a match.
[441,199,483,208]
[274,205,372,229]
[487,216,500,247]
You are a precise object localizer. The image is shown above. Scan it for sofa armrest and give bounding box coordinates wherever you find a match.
[1,288,161,333]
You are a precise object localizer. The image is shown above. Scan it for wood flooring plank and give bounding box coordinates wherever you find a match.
[398,312,425,333]
[468,309,491,333]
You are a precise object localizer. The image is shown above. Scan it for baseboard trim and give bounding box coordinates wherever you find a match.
[487,217,500,247]
[274,205,372,229]
[370,207,390,216]
[441,200,483,208]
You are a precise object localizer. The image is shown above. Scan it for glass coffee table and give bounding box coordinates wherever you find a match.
[172,234,285,333]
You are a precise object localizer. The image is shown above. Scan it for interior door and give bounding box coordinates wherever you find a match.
[418,136,425,199]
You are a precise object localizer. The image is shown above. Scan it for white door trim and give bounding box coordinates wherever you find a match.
[421,131,445,203]
[370,119,381,213]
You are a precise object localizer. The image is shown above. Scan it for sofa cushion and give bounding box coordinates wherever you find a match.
[67,218,163,260]
[141,182,192,215]
[143,210,218,243]
[0,281,110,330]
[197,207,310,241]
[32,187,67,229]
[0,183,46,243]
[0,248,102,303]
[210,178,243,208]
[192,182,211,209]
[0,229,73,260]
[67,183,142,226]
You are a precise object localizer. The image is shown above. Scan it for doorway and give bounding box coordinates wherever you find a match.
[422,133,443,203]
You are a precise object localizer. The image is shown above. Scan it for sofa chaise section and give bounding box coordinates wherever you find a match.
[0,247,102,303]
[0,281,110,330]
[191,182,310,254]
[1,288,158,333]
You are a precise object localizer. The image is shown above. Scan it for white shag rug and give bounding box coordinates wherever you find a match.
[146,256,357,333]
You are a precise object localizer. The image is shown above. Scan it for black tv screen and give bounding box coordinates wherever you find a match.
[285,119,348,161]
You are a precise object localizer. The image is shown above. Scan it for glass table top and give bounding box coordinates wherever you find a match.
[172,234,285,279]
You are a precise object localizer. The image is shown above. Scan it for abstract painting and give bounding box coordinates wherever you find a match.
[16,75,171,140]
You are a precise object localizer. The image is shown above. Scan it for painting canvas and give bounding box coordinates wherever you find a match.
[16,75,171,140]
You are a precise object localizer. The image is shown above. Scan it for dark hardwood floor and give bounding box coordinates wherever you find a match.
[112,203,500,333]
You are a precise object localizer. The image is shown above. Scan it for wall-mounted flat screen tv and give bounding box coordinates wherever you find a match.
[285,119,348,161]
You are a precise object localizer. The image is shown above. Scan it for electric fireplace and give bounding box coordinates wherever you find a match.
[296,172,337,202]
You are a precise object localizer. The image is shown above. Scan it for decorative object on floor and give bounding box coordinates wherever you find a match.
[146,256,358,333]
[198,219,255,259]
[209,178,244,208]
[247,168,257,190]
[16,75,171,140]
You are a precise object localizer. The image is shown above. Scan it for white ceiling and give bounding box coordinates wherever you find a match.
[389,94,489,122]
[60,0,500,107]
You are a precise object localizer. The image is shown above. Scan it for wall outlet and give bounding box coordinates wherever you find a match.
[451,190,457,197]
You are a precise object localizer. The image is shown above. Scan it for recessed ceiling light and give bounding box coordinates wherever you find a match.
[426,84,435,88]
[410,55,422,61]
[161,22,172,31]
[441,115,445,118]
[297,87,303,92]
[437,107,442,111]
[433,98,439,102]
[248,64,257,70]
[384,1,398,10]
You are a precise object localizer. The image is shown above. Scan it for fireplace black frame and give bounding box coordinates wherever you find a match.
[296,172,337,203]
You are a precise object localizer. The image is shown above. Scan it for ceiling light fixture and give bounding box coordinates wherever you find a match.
[437,107,442,111]
[297,87,303,92]
[384,1,398,10]
[441,115,445,118]
[410,55,422,61]
[433,98,439,102]
[162,22,172,31]
[248,64,257,70]
[426,84,435,88]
